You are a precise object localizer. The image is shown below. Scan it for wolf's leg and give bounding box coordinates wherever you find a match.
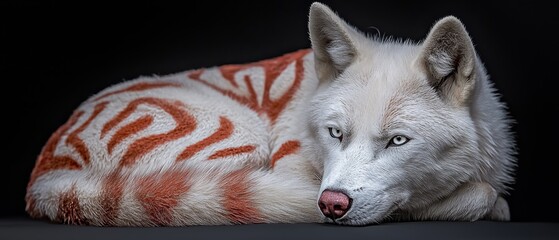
[406,182,509,221]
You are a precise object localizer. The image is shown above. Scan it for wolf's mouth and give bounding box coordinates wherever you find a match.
[326,198,402,226]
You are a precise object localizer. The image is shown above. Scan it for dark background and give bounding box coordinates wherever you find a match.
[2,1,557,222]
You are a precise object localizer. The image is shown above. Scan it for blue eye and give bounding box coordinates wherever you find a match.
[328,127,343,141]
[387,135,409,147]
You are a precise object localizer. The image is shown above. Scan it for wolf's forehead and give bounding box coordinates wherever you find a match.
[353,77,421,120]
[351,42,422,86]
[341,46,427,132]
[348,44,423,101]
[370,42,421,76]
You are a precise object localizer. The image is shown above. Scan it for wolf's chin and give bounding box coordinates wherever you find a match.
[323,201,399,226]
[325,214,388,226]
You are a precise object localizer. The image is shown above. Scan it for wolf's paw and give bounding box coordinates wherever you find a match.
[404,182,500,221]
[461,182,499,221]
[486,196,510,221]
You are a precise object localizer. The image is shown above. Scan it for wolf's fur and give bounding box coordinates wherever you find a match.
[26,2,515,226]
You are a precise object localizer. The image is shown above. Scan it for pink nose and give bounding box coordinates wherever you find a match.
[318,190,352,220]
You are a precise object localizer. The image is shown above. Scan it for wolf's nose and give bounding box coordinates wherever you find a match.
[318,190,352,220]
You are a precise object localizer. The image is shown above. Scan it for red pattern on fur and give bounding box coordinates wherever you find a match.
[219,65,242,88]
[176,116,234,161]
[187,69,204,81]
[27,111,85,189]
[221,169,263,224]
[93,82,182,101]
[100,172,127,225]
[27,50,311,225]
[188,49,310,123]
[136,170,192,225]
[270,140,301,168]
[66,102,108,165]
[57,185,87,225]
[100,98,197,167]
[107,115,153,154]
[208,145,256,160]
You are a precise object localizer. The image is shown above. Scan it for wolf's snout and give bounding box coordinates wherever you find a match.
[318,190,352,220]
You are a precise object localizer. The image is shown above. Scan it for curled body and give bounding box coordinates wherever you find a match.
[26,2,516,226]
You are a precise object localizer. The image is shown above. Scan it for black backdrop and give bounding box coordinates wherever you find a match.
[2,1,558,222]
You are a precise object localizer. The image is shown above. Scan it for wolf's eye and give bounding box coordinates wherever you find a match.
[328,127,343,141]
[387,135,409,147]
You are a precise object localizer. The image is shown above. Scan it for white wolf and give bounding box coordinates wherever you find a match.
[26,2,516,226]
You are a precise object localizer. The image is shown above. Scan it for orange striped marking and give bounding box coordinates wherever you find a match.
[220,169,263,224]
[187,69,204,81]
[57,185,87,225]
[208,145,256,160]
[28,111,85,188]
[100,97,196,167]
[107,115,153,154]
[66,102,107,165]
[270,140,300,168]
[119,99,196,167]
[176,116,234,161]
[219,65,241,88]
[136,170,191,225]
[189,49,310,124]
[93,82,181,102]
[100,172,126,225]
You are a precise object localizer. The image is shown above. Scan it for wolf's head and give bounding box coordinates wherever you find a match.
[305,3,515,225]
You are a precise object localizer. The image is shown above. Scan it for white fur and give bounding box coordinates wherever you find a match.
[26,2,515,226]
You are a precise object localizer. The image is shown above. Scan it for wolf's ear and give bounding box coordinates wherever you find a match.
[309,2,361,83]
[418,16,477,106]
